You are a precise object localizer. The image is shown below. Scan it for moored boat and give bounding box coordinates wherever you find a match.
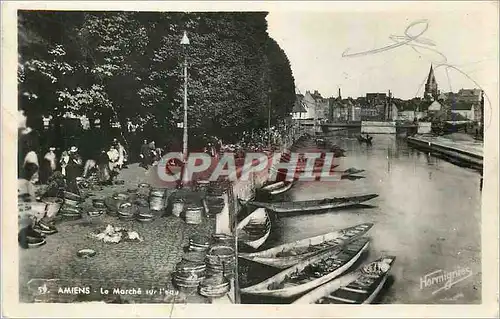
[248,194,378,214]
[240,237,370,298]
[236,207,272,249]
[238,223,373,269]
[339,168,365,176]
[293,256,396,304]
[261,181,294,196]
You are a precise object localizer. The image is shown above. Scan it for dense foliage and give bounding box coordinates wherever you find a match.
[18,11,295,147]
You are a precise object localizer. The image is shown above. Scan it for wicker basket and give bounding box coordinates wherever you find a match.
[182,251,207,263]
[198,274,230,298]
[206,196,225,216]
[113,193,130,201]
[183,206,204,225]
[149,188,166,212]
[59,205,82,219]
[172,260,206,290]
[63,191,82,202]
[92,199,107,209]
[207,181,229,196]
[211,234,235,248]
[118,202,137,220]
[205,245,236,278]
[195,180,210,193]
[170,198,184,218]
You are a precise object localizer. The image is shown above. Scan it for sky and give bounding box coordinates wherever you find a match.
[266,2,498,100]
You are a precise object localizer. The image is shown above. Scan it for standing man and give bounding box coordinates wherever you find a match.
[139,139,151,169]
[65,146,83,194]
[39,146,57,184]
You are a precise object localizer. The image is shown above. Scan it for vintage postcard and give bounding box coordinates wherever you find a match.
[2,1,498,318]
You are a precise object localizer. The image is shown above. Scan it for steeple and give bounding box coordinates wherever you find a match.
[424,64,439,100]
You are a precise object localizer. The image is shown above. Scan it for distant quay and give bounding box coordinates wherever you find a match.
[407,135,483,169]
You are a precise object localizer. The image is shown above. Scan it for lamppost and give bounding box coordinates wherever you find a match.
[181,31,190,165]
[267,88,272,149]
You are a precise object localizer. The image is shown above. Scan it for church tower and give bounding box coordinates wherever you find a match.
[424,64,439,100]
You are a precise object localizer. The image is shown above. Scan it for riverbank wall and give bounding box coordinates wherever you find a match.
[407,135,483,169]
[213,121,307,303]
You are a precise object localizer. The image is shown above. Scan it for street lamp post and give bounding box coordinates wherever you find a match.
[181,31,190,165]
[267,89,272,149]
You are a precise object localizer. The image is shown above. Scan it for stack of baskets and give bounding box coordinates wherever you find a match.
[117,202,137,220]
[104,196,122,217]
[92,199,107,210]
[170,197,185,218]
[211,233,235,248]
[188,235,211,252]
[198,274,231,299]
[183,203,204,225]
[149,188,167,213]
[195,180,211,193]
[207,181,229,197]
[59,191,83,219]
[172,260,206,292]
[134,194,153,222]
[205,245,236,279]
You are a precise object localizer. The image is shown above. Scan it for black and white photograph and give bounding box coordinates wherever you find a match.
[2,1,499,318]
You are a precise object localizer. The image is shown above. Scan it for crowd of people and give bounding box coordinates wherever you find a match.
[17,108,298,248]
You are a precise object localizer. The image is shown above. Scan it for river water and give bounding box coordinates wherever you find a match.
[238,130,482,304]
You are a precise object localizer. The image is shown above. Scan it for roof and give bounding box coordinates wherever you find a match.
[457,88,482,96]
[366,93,387,98]
[292,96,307,113]
[449,101,474,111]
[428,101,442,111]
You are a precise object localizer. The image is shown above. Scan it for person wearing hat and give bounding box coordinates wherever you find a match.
[65,146,83,194]
[39,146,57,184]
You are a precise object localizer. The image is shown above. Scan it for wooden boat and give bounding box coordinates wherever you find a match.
[238,223,373,269]
[236,208,271,249]
[261,181,294,196]
[248,194,378,214]
[339,168,365,176]
[293,256,396,304]
[240,237,370,298]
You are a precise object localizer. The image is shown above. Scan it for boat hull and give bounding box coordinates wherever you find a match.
[293,256,396,304]
[248,194,378,214]
[240,238,370,298]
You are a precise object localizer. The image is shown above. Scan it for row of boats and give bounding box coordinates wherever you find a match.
[236,220,395,303]
[232,137,395,304]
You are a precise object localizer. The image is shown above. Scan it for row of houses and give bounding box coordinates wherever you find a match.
[292,89,483,123]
